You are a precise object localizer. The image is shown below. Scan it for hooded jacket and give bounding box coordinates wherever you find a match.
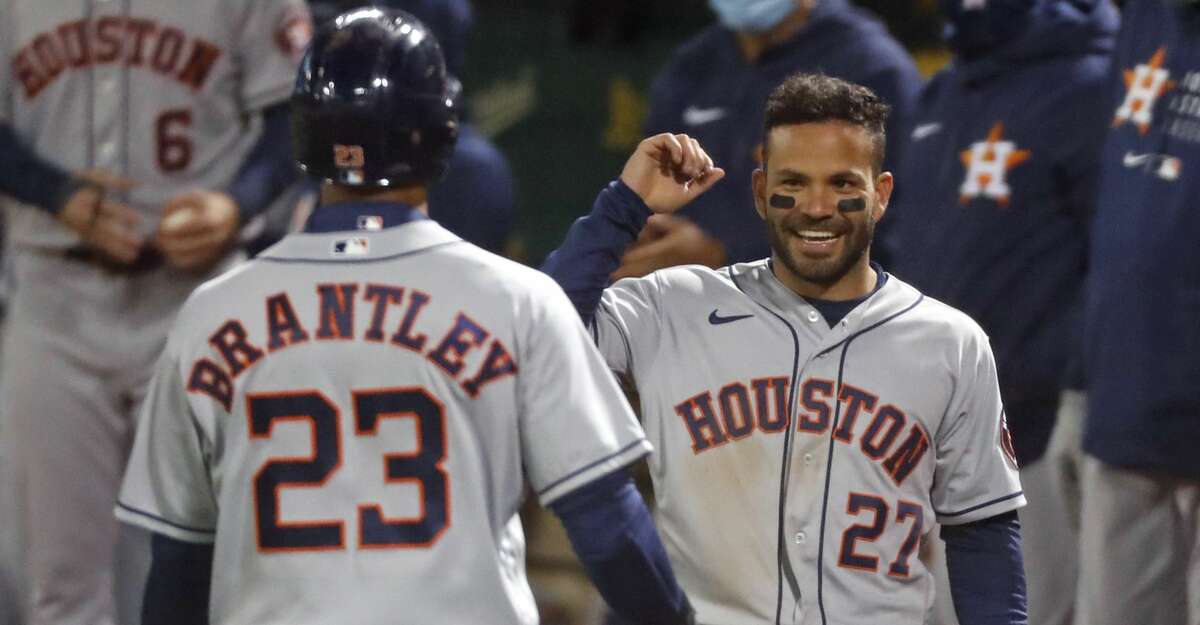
[1084,0,1200,478]
[882,0,1118,464]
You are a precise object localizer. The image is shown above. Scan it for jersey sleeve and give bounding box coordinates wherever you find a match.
[235,0,312,112]
[519,277,653,505]
[931,330,1026,525]
[115,346,218,544]
[592,273,665,378]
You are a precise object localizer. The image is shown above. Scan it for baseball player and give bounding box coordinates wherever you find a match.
[0,1,310,624]
[542,74,1028,625]
[1079,1,1200,624]
[115,10,694,625]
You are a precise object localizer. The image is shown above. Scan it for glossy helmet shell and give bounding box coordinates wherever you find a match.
[291,8,459,187]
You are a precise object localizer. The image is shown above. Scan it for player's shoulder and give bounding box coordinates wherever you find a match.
[614,261,742,298]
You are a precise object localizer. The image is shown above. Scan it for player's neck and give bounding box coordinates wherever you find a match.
[734,2,813,63]
[320,184,428,212]
[772,256,877,302]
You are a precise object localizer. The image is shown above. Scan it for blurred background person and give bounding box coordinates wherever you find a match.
[1078,1,1200,624]
[879,1,1118,624]
[0,2,310,624]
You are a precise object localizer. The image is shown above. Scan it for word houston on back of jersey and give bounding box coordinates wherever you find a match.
[674,377,929,485]
[187,282,518,411]
[13,18,223,98]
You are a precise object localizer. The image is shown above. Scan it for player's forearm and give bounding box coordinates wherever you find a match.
[141,532,214,625]
[943,511,1028,625]
[227,102,298,224]
[540,180,651,324]
[0,121,82,214]
[550,470,694,625]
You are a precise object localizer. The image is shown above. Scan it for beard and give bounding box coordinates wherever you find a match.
[764,210,875,288]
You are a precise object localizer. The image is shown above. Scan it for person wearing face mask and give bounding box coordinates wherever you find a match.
[878,2,1120,624]
[612,0,920,281]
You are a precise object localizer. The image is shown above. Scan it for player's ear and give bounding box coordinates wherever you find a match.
[873,171,893,221]
[752,167,768,220]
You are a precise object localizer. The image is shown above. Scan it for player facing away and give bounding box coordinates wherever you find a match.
[114,9,694,625]
[542,74,1029,625]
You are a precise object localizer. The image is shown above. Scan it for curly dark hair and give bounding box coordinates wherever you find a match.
[763,73,891,172]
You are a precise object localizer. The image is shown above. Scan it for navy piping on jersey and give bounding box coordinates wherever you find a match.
[814,292,923,625]
[729,271,805,625]
[535,438,649,497]
[255,240,465,265]
[115,501,216,535]
[935,491,1025,519]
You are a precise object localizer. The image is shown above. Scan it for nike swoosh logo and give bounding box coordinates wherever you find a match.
[683,106,727,126]
[911,122,942,141]
[708,310,753,325]
[1123,151,1154,168]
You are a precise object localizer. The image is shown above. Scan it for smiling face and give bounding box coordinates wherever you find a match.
[753,121,893,300]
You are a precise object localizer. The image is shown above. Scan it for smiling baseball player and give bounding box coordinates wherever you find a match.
[543,74,1027,625]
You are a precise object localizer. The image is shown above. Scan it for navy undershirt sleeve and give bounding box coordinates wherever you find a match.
[942,510,1028,625]
[540,180,651,325]
[227,102,297,224]
[141,532,213,625]
[549,469,694,625]
[0,121,84,214]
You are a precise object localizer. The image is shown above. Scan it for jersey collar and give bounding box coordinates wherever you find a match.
[302,201,429,234]
[729,259,916,334]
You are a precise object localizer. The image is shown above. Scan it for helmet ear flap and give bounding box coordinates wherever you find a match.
[290,8,459,188]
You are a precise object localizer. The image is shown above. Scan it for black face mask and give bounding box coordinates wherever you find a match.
[939,0,1038,58]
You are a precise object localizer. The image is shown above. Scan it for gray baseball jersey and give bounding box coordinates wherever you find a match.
[116,218,651,625]
[594,261,1024,625]
[0,0,311,247]
[0,3,309,624]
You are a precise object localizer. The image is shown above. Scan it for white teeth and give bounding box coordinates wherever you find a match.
[796,230,837,240]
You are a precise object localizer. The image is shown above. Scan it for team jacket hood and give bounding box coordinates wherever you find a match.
[953,0,1119,84]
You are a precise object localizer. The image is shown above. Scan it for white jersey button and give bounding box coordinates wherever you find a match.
[99,142,117,162]
[794,531,807,544]
[803,453,814,465]
[806,310,820,323]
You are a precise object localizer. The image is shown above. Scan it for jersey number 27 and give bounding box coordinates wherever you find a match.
[248,387,449,552]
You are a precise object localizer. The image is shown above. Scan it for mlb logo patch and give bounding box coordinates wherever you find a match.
[332,237,370,256]
[357,215,384,231]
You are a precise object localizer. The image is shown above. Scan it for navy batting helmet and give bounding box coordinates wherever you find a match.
[291,8,459,187]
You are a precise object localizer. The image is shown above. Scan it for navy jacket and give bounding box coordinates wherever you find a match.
[429,123,516,254]
[643,0,920,264]
[1084,0,1200,478]
[882,0,1117,465]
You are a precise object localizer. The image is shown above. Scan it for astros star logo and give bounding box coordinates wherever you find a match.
[959,122,1031,207]
[1113,46,1175,135]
